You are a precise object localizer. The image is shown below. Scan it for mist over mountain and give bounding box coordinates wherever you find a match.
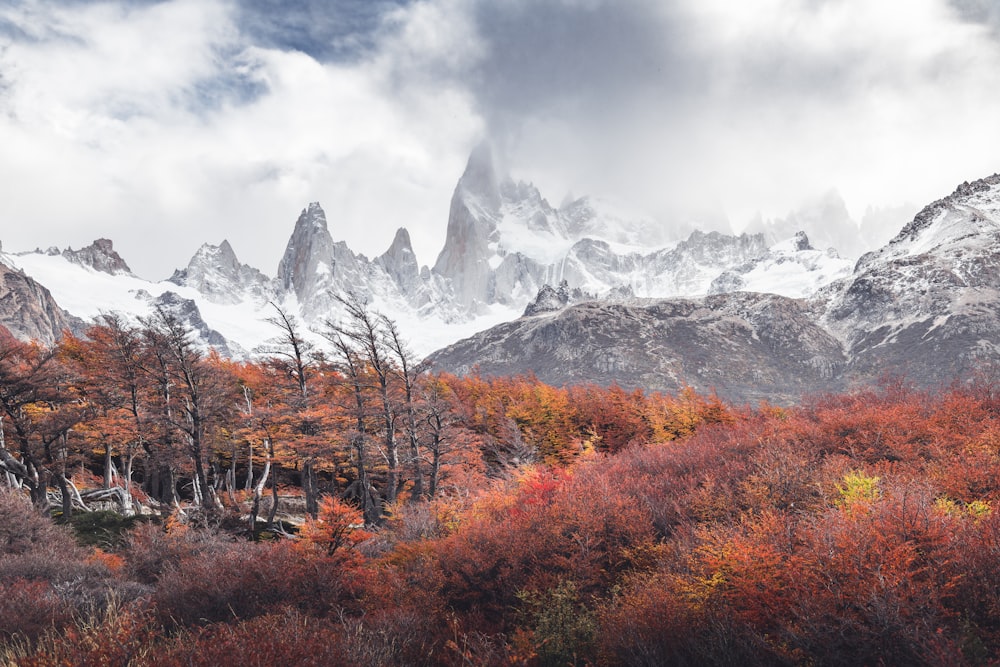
[429,173,1000,402]
[3,145,993,405]
[0,143,868,361]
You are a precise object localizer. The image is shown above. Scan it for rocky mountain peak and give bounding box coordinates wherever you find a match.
[890,174,1000,247]
[185,241,240,273]
[169,240,274,305]
[277,202,336,297]
[216,239,239,265]
[522,280,588,316]
[433,144,508,310]
[152,291,233,355]
[793,231,812,251]
[296,202,328,231]
[62,238,132,275]
[383,227,415,260]
[377,228,421,294]
[456,141,502,212]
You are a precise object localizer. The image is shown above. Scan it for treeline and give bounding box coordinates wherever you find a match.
[6,305,1000,664]
[0,297,729,530]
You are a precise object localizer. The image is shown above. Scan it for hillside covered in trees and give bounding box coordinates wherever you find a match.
[3,304,1000,665]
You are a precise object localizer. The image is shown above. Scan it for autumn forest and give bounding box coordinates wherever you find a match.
[3,300,1000,665]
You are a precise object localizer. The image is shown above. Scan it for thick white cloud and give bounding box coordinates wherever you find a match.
[0,0,483,277]
[461,0,1000,227]
[1,0,999,278]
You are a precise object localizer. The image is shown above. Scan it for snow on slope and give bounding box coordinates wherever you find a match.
[7,251,278,353]
[436,145,855,317]
[1,144,871,360]
[731,235,854,299]
[4,248,521,358]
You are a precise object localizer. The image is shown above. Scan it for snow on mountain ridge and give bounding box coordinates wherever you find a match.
[2,143,864,358]
[169,240,274,306]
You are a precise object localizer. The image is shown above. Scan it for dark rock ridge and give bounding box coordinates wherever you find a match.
[63,239,132,275]
[431,292,846,405]
[151,292,234,357]
[813,173,1000,389]
[523,280,592,316]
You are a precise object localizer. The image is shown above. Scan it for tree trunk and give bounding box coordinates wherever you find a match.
[250,456,270,539]
[103,444,113,489]
[266,463,279,529]
[56,472,72,518]
[192,471,203,507]
[303,458,318,519]
[165,467,180,510]
[430,448,441,498]
[123,451,135,516]
[244,442,254,491]
[226,454,237,506]
[354,434,380,525]
[408,424,423,501]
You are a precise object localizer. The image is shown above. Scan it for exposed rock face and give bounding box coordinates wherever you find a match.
[169,240,273,305]
[431,143,850,314]
[522,281,593,316]
[274,202,373,320]
[0,262,77,345]
[429,173,1000,402]
[151,291,234,356]
[432,143,504,311]
[815,173,1000,388]
[429,293,846,404]
[277,202,339,304]
[377,228,421,298]
[12,145,985,398]
[270,203,459,326]
[63,239,132,275]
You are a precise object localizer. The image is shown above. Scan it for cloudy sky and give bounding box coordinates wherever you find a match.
[2,0,1000,279]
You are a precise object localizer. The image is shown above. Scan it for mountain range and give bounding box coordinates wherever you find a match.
[2,143,981,404]
[429,174,1000,402]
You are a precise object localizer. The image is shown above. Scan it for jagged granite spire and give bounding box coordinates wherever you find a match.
[432,142,504,310]
[276,202,337,302]
[377,227,421,296]
[274,202,370,319]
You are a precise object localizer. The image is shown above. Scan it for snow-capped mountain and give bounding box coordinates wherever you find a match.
[169,240,274,306]
[429,173,1000,402]
[0,143,859,359]
[2,240,265,356]
[432,142,852,311]
[814,174,1000,385]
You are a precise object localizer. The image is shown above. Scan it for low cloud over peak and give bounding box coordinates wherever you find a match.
[1,0,999,277]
